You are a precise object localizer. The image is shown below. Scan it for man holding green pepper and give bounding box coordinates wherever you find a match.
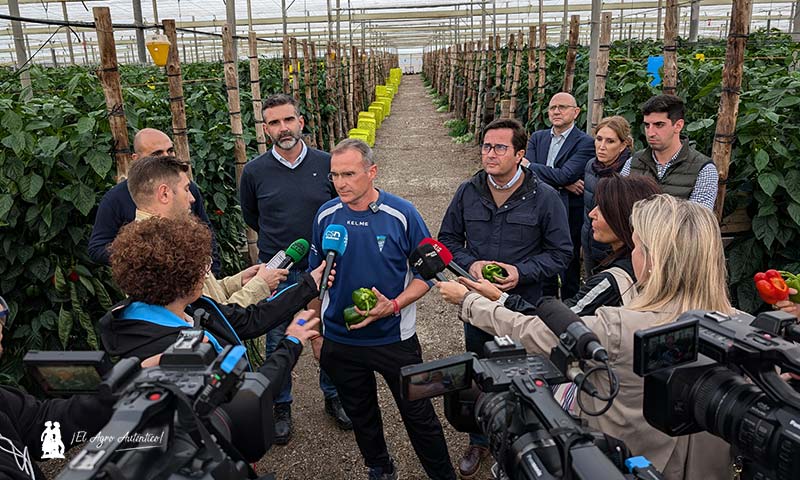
[308,139,455,480]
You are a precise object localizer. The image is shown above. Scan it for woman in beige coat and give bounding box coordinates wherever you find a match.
[437,194,732,480]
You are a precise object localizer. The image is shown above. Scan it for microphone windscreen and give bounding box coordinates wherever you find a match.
[322,224,348,255]
[420,238,453,265]
[285,239,310,263]
[535,297,582,336]
[410,244,447,280]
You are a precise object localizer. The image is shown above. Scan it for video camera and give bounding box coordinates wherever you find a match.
[24,330,275,480]
[401,336,663,480]
[635,310,800,480]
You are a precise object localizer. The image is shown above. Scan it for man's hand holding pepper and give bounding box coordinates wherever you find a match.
[490,261,520,291]
[468,260,494,281]
[775,288,800,319]
[349,287,395,330]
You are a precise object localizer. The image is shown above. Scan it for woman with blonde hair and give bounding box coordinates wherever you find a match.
[583,116,635,274]
[437,194,732,479]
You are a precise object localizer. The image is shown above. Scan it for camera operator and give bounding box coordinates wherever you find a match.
[100,216,327,379]
[436,194,731,479]
[0,296,115,480]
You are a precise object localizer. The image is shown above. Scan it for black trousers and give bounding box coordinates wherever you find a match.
[320,335,456,480]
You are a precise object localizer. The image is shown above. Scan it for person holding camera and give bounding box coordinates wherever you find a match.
[437,194,731,479]
[0,296,116,480]
[100,216,326,371]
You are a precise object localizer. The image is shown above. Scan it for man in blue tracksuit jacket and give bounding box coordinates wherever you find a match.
[308,139,455,480]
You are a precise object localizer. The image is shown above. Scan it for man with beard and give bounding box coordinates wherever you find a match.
[239,94,350,444]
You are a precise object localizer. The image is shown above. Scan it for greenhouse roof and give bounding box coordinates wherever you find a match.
[0,0,796,65]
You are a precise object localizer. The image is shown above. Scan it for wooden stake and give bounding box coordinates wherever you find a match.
[474,42,488,140]
[248,31,268,155]
[222,23,258,264]
[537,25,546,97]
[712,0,752,220]
[448,45,457,112]
[509,31,523,120]
[662,0,679,94]
[563,15,580,94]
[325,43,337,150]
[282,36,290,93]
[310,42,324,149]
[591,13,612,132]
[527,25,536,114]
[301,39,317,148]
[163,20,191,174]
[93,7,132,182]
[348,46,356,129]
[504,33,515,96]
[290,37,300,102]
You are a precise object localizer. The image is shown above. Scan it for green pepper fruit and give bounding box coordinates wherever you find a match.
[352,288,378,312]
[481,263,508,284]
[343,305,366,330]
[779,271,800,303]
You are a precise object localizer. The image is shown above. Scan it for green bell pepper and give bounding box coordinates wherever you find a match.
[343,305,366,330]
[352,288,378,311]
[779,271,800,303]
[481,263,508,284]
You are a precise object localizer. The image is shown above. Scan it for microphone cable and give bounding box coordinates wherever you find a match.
[575,359,620,417]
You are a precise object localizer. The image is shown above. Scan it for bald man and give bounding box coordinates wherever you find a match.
[88,129,220,273]
[523,92,594,300]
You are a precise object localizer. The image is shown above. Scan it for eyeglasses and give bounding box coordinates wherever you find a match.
[327,170,368,182]
[481,143,510,155]
[548,104,578,112]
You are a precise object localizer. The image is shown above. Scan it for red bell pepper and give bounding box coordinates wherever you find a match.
[754,269,790,305]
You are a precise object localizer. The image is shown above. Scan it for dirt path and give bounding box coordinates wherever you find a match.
[259,75,493,479]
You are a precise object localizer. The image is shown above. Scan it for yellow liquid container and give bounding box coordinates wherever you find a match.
[146,34,171,66]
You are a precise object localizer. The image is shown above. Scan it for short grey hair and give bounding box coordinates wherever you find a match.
[331,138,374,167]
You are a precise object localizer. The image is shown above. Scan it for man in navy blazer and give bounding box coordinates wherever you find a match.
[522,92,594,299]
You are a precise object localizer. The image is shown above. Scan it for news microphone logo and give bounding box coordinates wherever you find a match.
[419,238,477,281]
[319,224,348,300]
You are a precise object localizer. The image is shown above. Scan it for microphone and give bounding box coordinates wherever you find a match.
[318,224,348,300]
[536,297,609,362]
[409,244,448,282]
[264,250,287,270]
[420,238,478,281]
[276,239,310,269]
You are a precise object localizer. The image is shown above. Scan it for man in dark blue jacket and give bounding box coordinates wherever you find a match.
[523,92,594,299]
[88,128,220,274]
[439,118,572,477]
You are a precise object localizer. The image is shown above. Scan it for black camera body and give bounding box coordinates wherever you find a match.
[401,337,651,480]
[636,310,800,480]
[25,330,275,480]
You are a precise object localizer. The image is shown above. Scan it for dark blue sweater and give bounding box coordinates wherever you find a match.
[239,147,336,268]
[88,180,220,274]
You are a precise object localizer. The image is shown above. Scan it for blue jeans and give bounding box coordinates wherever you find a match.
[265,269,339,404]
[463,323,491,447]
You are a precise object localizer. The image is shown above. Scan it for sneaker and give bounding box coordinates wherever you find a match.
[273,403,292,445]
[324,396,354,430]
[458,445,489,479]
[368,459,398,480]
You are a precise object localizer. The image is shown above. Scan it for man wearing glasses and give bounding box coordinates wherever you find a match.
[523,93,595,300]
[88,128,220,274]
[438,118,571,478]
[239,94,350,444]
[307,139,456,480]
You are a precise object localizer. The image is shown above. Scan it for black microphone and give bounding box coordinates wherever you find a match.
[420,238,478,281]
[536,297,609,362]
[409,244,448,281]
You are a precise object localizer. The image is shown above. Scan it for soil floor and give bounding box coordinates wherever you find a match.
[258,75,493,479]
